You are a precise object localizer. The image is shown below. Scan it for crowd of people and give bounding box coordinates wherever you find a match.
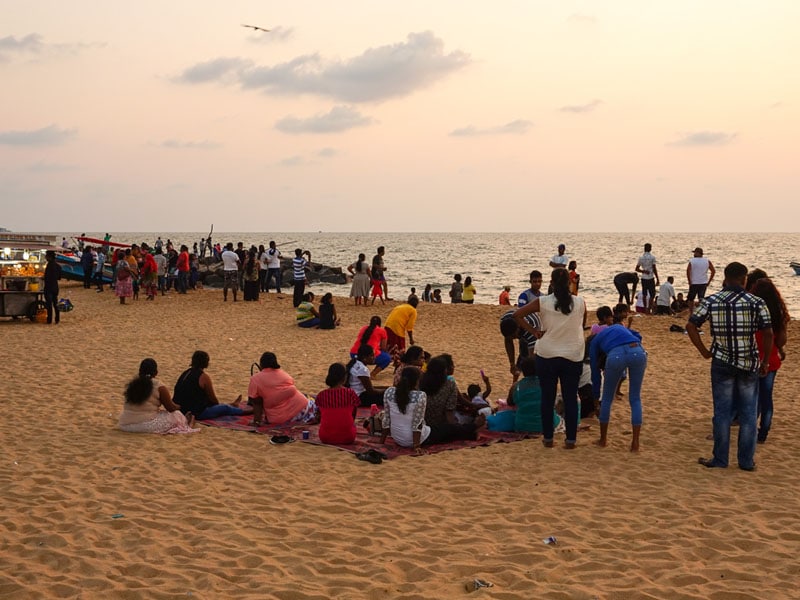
[113,239,789,471]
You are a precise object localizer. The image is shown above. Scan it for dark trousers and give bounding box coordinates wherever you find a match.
[293,279,305,307]
[359,390,385,407]
[93,271,104,290]
[265,268,282,293]
[83,269,92,288]
[424,422,478,445]
[259,269,268,292]
[536,355,583,443]
[44,290,59,324]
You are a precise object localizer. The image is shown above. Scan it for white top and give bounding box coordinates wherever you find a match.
[550,254,568,268]
[637,252,656,280]
[688,257,710,284]
[266,248,282,268]
[635,291,646,309]
[221,250,240,271]
[348,360,370,395]
[534,294,586,362]
[657,281,675,306]
[153,254,167,276]
[258,252,269,269]
[382,388,430,447]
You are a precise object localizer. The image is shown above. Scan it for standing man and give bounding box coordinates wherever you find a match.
[235,242,247,290]
[199,237,206,259]
[80,245,94,289]
[635,243,659,314]
[549,244,568,269]
[372,246,390,300]
[265,241,283,294]
[686,262,772,471]
[221,242,240,302]
[94,247,106,292]
[687,247,716,307]
[292,248,310,307]
[384,296,418,352]
[517,270,544,308]
[43,250,62,324]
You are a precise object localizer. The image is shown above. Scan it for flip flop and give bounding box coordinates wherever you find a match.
[355,451,382,464]
[367,449,388,461]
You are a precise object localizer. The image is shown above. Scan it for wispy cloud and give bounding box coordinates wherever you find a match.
[668,131,737,147]
[0,124,77,146]
[177,31,470,103]
[317,147,338,157]
[246,25,294,44]
[275,105,374,134]
[26,161,78,173]
[0,33,103,62]
[449,119,533,137]
[278,155,308,167]
[155,139,222,150]
[567,13,598,25]
[173,57,253,84]
[559,99,602,113]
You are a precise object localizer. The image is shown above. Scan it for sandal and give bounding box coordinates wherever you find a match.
[269,435,293,445]
[355,451,382,464]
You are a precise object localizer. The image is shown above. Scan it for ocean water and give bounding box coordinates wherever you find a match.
[57,232,800,314]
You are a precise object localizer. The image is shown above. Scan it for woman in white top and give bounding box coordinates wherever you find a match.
[346,345,387,406]
[513,268,586,449]
[381,367,484,454]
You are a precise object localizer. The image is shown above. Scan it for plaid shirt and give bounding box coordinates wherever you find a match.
[688,285,771,372]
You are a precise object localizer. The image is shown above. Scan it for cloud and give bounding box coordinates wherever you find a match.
[317,147,337,157]
[156,139,222,149]
[449,119,533,137]
[567,13,598,24]
[0,124,77,146]
[275,105,374,134]
[0,33,103,62]
[559,99,602,113]
[278,155,308,167]
[668,131,737,147]
[26,161,78,173]
[173,57,253,84]
[177,31,470,102]
[246,25,294,43]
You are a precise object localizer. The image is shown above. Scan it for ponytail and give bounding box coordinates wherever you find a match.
[550,268,574,315]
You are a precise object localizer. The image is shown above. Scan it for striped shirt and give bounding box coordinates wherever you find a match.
[292,256,307,281]
[501,310,540,356]
[688,285,771,372]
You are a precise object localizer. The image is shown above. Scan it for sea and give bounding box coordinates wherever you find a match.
[54,232,800,315]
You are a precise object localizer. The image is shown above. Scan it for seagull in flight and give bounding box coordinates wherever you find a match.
[241,24,271,33]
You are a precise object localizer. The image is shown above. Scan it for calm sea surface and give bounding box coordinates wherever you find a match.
[56,232,800,315]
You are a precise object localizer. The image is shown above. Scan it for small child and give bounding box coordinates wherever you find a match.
[370,277,385,305]
[568,260,580,295]
[432,289,442,303]
[466,372,493,418]
[408,287,419,304]
[590,305,613,335]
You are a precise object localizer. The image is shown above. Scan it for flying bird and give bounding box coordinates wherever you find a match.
[241,24,270,33]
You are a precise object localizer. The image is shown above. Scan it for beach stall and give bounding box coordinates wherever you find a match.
[0,233,56,320]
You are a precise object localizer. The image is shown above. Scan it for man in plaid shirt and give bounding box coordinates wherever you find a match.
[686,262,773,471]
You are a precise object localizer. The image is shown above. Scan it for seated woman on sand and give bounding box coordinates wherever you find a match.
[419,354,464,426]
[318,293,341,329]
[248,352,317,427]
[487,357,560,433]
[119,358,199,434]
[381,367,485,455]
[315,363,361,444]
[296,292,321,328]
[347,345,388,406]
[393,345,426,385]
[173,351,253,420]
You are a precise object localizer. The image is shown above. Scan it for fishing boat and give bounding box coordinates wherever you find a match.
[55,252,115,284]
[791,262,800,276]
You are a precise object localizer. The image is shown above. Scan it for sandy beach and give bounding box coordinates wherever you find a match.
[2,283,799,599]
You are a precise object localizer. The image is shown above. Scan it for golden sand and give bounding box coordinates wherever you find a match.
[2,284,798,599]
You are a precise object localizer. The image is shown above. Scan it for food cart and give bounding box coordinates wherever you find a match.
[0,233,56,320]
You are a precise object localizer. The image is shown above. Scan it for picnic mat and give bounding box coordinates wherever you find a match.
[198,407,541,459]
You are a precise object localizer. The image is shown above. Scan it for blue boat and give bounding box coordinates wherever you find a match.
[55,252,115,284]
[791,262,800,276]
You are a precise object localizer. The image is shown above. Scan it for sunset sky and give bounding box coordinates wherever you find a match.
[1,1,798,232]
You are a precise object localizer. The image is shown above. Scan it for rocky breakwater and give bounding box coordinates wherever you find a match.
[199,257,346,288]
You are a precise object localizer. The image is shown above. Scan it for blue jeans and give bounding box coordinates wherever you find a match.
[757,370,777,442]
[599,343,647,426]
[536,356,582,443]
[197,404,246,420]
[709,359,758,468]
[265,268,282,293]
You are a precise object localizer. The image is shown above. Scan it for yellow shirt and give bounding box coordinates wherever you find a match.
[384,304,417,337]
[462,284,476,302]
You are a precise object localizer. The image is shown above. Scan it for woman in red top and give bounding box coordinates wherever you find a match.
[315,363,362,444]
[349,316,392,376]
[176,245,190,294]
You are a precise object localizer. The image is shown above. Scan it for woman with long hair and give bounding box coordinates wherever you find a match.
[119,358,199,434]
[349,316,392,376]
[346,345,388,406]
[748,276,790,443]
[348,252,372,305]
[243,248,260,301]
[315,363,361,444]
[513,268,586,449]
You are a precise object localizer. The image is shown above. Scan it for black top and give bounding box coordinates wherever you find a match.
[173,368,211,415]
[44,261,61,292]
[319,303,336,329]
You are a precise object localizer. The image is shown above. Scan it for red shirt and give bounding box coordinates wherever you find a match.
[315,387,361,444]
[177,251,190,272]
[349,325,388,356]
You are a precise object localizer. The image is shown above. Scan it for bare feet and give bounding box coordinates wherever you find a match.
[232,394,243,407]
[594,438,608,447]
[186,412,196,427]
[630,441,640,452]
